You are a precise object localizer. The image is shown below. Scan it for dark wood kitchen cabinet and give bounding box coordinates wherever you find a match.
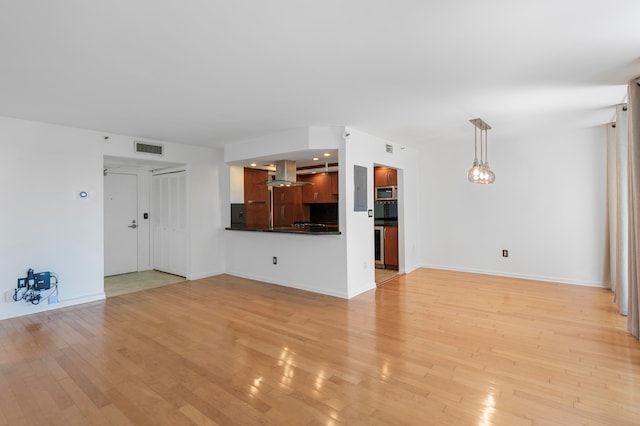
[374,167,397,187]
[272,186,307,227]
[384,226,398,269]
[301,172,338,203]
[331,172,339,195]
[244,168,269,228]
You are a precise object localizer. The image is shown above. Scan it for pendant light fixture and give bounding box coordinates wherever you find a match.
[467,118,495,184]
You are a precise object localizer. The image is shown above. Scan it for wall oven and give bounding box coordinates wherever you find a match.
[374,200,397,221]
[374,226,384,266]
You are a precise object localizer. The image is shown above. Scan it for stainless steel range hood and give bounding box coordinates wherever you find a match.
[266,160,312,187]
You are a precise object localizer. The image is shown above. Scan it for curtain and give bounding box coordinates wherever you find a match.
[628,79,640,339]
[616,104,629,315]
[604,105,629,315]
[604,122,617,290]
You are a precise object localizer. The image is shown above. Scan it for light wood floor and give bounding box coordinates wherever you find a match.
[1,269,639,425]
[375,268,399,285]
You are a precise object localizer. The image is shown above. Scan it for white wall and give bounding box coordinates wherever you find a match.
[421,126,607,286]
[137,171,152,270]
[1,117,105,319]
[224,126,340,163]
[186,158,227,280]
[229,165,244,204]
[225,232,349,297]
[1,116,225,320]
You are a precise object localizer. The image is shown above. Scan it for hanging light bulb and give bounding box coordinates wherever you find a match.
[486,168,495,184]
[467,159,480,182]
[468,118,495,184]
[467,125,482,182]
[478,164,488,184]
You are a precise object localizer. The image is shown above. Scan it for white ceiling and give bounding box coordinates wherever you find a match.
[0,1,638,149]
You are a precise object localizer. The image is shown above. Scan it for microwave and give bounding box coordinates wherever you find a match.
[376,186,398,201]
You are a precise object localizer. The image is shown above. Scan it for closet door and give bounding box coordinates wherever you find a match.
[152,171,187,277]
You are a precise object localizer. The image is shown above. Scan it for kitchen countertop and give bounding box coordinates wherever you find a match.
[225,225,340,235]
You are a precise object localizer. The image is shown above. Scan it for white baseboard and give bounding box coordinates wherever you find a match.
[0,292,106,321]
[188,269,225,280]
[225,271,350,299]
[403,263,422,275]
[348,282,376,298]
[422,264,605,288]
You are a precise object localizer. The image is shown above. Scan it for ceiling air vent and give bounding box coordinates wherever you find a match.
[134,141,163,155]
[386,144,393,154]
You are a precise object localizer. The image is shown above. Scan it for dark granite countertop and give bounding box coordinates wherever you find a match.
[225,225,340,235]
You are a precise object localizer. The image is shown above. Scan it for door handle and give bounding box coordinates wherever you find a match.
[128,220,138,229]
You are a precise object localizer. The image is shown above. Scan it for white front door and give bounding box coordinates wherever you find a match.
[104,173,138,276]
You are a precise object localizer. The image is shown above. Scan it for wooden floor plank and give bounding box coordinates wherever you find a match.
[0,268,639,424]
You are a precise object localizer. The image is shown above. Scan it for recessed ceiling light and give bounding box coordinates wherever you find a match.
[250,162,257,167]
[313,157,319,161]
[323,153,331,157]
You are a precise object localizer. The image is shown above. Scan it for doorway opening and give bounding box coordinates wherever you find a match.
[103,156,186,297]
[373,164,401,285]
